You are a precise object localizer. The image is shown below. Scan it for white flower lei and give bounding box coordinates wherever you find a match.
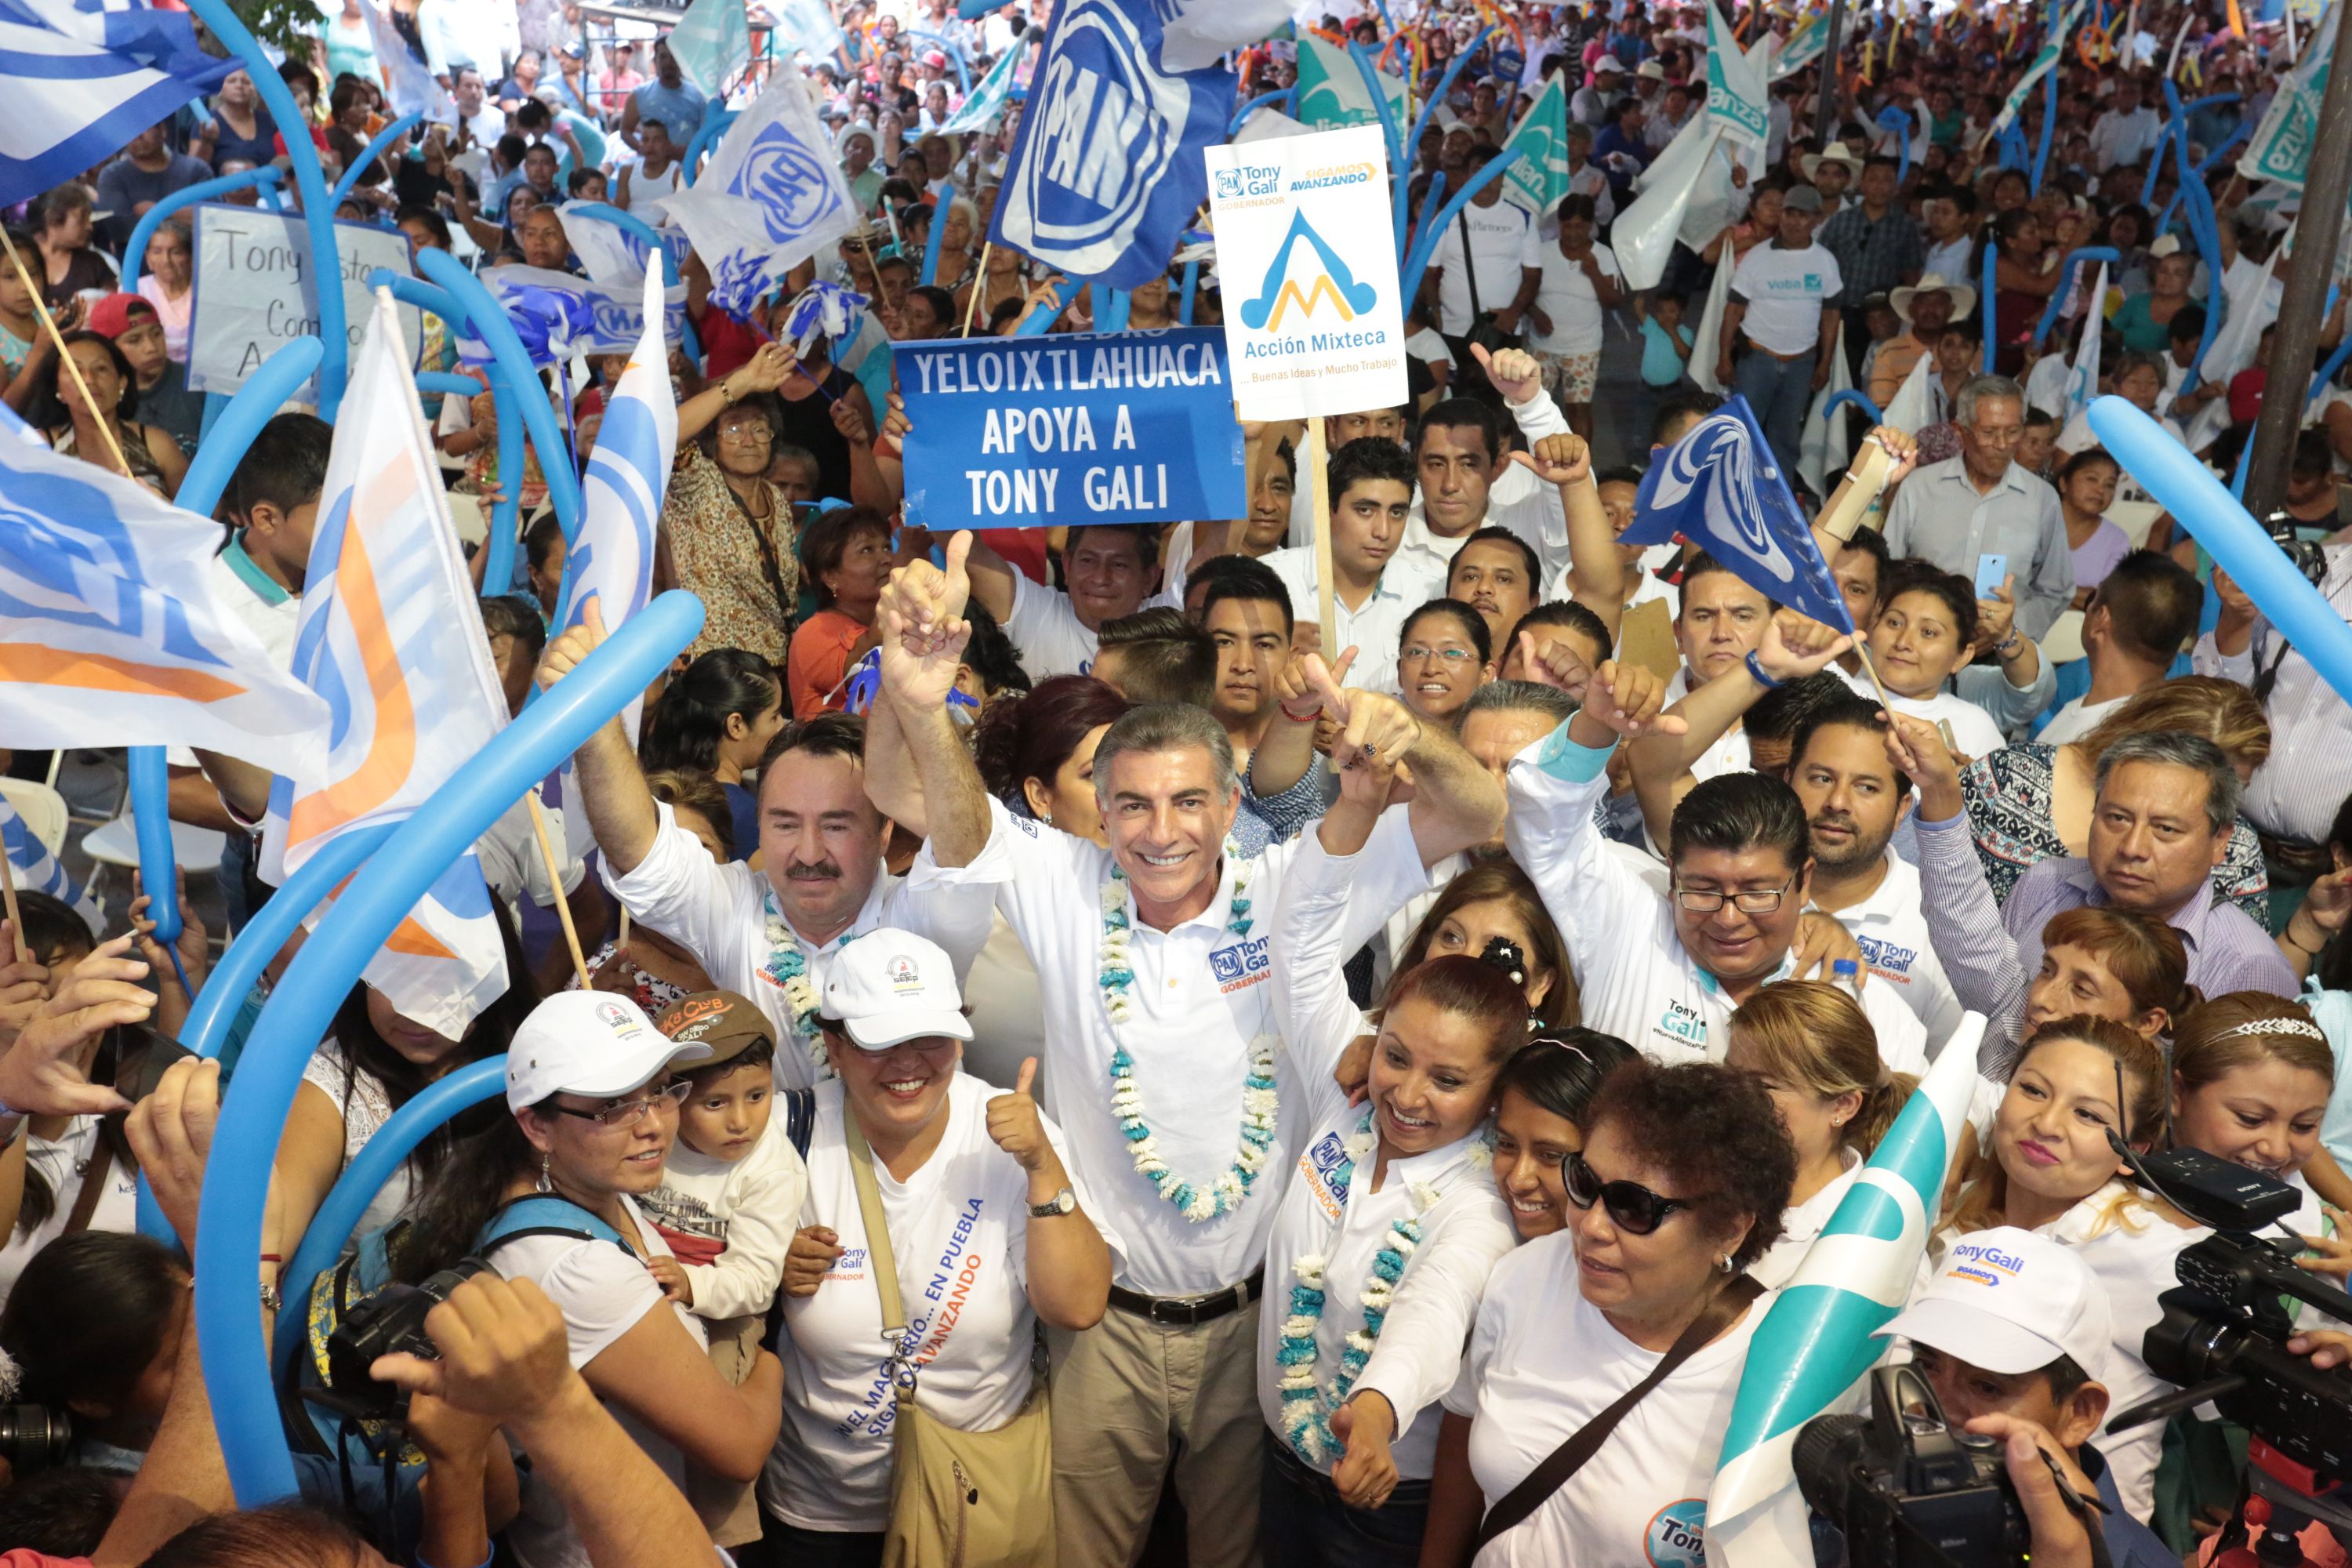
[762,894,854,1079]
[1101,849,1279,1223]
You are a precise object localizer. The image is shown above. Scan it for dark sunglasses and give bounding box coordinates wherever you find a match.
[1563,1150,1694,1235]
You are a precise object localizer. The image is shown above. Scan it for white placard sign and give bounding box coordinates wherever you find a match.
[1203,125,1408,421]
[187,204,423,397]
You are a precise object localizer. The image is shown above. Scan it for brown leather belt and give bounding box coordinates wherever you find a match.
[1108,1268,1265,1327]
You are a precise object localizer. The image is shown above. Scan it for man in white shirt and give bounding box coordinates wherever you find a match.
[1571,55,1624,126]
[1425,148,1535,339]
[1719,183,1843,481]
[440,67,507,147]
[1509,652,1933,1070]
[960,525,1157,679]
[1262,438,1443,692]
[1394,347,1575,588]
[535,619,994,1090]
[1883,375,2075,639]
[860,543,1508,1568]
[2194,543,2352,854]
[2088,78,2162,172]
[2039,551,2203,745]
[1920,187,1979,284]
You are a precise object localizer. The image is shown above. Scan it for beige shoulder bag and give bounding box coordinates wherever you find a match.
[845,1115,1058,1568]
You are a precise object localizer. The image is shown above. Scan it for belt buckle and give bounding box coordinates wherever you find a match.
[1150,1295,1199,1327]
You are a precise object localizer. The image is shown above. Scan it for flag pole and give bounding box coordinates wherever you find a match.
[527,790,593,989]
[962,241,993,336]
[0,229,137,484]
[1305,418,1339,657]
[0,844,26,965]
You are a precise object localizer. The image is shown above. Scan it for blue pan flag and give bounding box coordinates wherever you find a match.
[1621,394,1855,634]
[987,0,1236,289]
[0,0,236,207]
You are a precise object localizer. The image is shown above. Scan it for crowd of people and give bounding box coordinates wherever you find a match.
[9,0,2352,1566]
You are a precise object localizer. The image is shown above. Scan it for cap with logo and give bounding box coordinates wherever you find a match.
[819,930,975,1051]
[655,989,776,1066]
[506,991,713,1112]
[1875,1226,2111,1382]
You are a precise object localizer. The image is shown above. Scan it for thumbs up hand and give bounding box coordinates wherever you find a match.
[986,1057,1054,1174]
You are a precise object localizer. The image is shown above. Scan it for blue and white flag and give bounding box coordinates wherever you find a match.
[656,72,860,318]
[2063,262,2107,425]
[470,264,688,361]
[0,0,235,206]
[260,290,512,1036]
[1622,394,1854,632]
[987,0,1236,290]
[0,793,101,935]
[1707,1017,1987,1566]
[564,207,691,288]
[0,408,329,773]
[937,37,1025,134]
[666,0,749,100]
[765,0,846,63]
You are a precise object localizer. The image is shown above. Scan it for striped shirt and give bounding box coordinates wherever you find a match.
[2190,543,2352,845]
[1915,811,2298,1073]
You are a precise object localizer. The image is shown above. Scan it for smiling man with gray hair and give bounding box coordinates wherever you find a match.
[1883,373,2076,639]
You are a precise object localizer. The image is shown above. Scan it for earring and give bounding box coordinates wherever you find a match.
[536,1151,553,1195]
[1716,1253,1733,1273]
[1040,810,1054,826]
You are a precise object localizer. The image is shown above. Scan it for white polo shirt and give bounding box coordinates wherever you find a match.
[1002,570,1102,679]
[909,800,1437,1297]
[1811,851,1967,1051]
[1397,389,1575,587]
[1269,829,1515,1479]
[1507,723,1929,1073]
[1731,241,1842,356]
[601,804,994,1089]
[1261,546,1444,698]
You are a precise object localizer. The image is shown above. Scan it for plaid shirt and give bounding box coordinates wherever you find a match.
[1818,202,1925,300]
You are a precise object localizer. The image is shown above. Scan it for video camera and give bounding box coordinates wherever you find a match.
[2103,1144,2352,1563]
[312,1257,494,1422]
[1794,1364,2042,1568]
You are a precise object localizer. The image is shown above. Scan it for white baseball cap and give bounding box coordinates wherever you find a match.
[506,992,713,1112]
[1875,1227,2111,1382]
[1593,55,1626,73]
[820,931,975,1051]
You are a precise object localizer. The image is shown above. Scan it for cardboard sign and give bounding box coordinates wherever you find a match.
[1618,597,1682,684]
[187,205,421,397]
[898,327,1246,531]
[1203,124,1409,421]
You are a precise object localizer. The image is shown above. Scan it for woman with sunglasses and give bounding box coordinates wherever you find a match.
[1724,982,1918,1288]
[389,992,786,1568]
[1931,1015,2196,1520]
[1261,743,1523,1563]
[1421,1058,1794,1566]
[1490,1029,1639,1241]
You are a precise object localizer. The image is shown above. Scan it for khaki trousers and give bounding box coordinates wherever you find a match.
[1047,1298,1264,1568]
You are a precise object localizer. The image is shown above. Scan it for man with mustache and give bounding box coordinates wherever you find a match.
[537,605,993,1090]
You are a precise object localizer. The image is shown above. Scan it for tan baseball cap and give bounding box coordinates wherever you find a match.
[655,989,776,1065]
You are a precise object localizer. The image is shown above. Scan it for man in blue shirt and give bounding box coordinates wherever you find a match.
[1592,98,1653,199]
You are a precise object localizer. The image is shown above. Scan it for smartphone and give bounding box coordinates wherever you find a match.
[1973,554,2009,600]
[115,1022,197,1105]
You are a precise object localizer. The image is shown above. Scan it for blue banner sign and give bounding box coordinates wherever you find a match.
[899,327,1247,530]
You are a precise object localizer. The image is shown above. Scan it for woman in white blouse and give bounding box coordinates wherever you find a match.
[1725,981,1919,1287]
[1263,744,1525,1563]
[1421,1060,1795,1566]
[1931,1015,2198,1519]
[765,932,1113,1561]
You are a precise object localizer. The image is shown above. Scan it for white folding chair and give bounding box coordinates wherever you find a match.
[0,779,70,858]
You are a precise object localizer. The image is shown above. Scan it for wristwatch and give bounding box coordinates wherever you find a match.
[1029,1187,1077,1219]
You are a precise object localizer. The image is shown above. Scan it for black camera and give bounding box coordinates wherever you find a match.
[1795,1365,2031,1568]
[316,1258,493,1421]
[0,1405,72,1473]
[2261,510,2332,589]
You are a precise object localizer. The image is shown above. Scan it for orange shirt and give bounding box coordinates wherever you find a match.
[789,606,873,717]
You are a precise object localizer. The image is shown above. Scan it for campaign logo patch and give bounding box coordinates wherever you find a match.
[1211,935,1272,992]
[1645,1499,1707,1567]
[1297,1130,1352,1221]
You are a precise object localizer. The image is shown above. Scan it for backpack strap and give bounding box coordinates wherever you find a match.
[476,1195,632,1258]
[780,1087,817,1160]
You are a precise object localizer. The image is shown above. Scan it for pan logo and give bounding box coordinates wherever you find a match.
[1240,210,1378,333]
[1644,412,1797,586]
[734,124,848,245]
[997,0,1192,277]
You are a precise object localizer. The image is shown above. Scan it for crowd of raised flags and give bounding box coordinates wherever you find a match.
[5,0,2352,1564]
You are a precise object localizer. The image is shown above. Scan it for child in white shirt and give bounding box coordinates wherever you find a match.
[641,989,811,1546]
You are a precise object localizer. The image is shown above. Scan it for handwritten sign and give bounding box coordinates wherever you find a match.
[187,204,421,397]
[898,328,1245,531]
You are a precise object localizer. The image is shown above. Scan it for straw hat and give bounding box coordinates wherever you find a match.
[1889,273,1979,324]
[1800,140,1866,180]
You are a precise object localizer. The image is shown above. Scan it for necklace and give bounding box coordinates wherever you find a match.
[1099,849,1277,1222]
[1276,1109,1446,1466]
[761,893,858,1077]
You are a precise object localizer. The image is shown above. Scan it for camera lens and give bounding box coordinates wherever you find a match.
[0,1405,74,1472]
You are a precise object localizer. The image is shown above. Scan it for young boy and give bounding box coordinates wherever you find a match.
[1875,1227,2174,1564]
[644,989,809,1547]
[1637,292,1693,390]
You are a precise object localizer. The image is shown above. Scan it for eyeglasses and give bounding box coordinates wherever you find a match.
[1400,645,1478,665]
[549,1079,691,1128]
[717,423,773,445]
[1670,874,1795,914]
[1967,424,2024,446]
[1563,1150,1695,1235]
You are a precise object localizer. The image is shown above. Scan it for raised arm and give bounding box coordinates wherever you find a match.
[874,532,991,866]
[1511,432,1621,643]
[535,601,659,875]
[987,1061,1112,1330]
[1247,644,1356,800]
[675,342,790,448]
[1313,666,1506,866]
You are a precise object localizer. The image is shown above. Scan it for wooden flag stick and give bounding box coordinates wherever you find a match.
[1305,417,1339,658]
[0,227,136,483]
[962,241,993,336]
[0,843,26,964]
[1853,641,1899,717]
[526,791,593,990]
